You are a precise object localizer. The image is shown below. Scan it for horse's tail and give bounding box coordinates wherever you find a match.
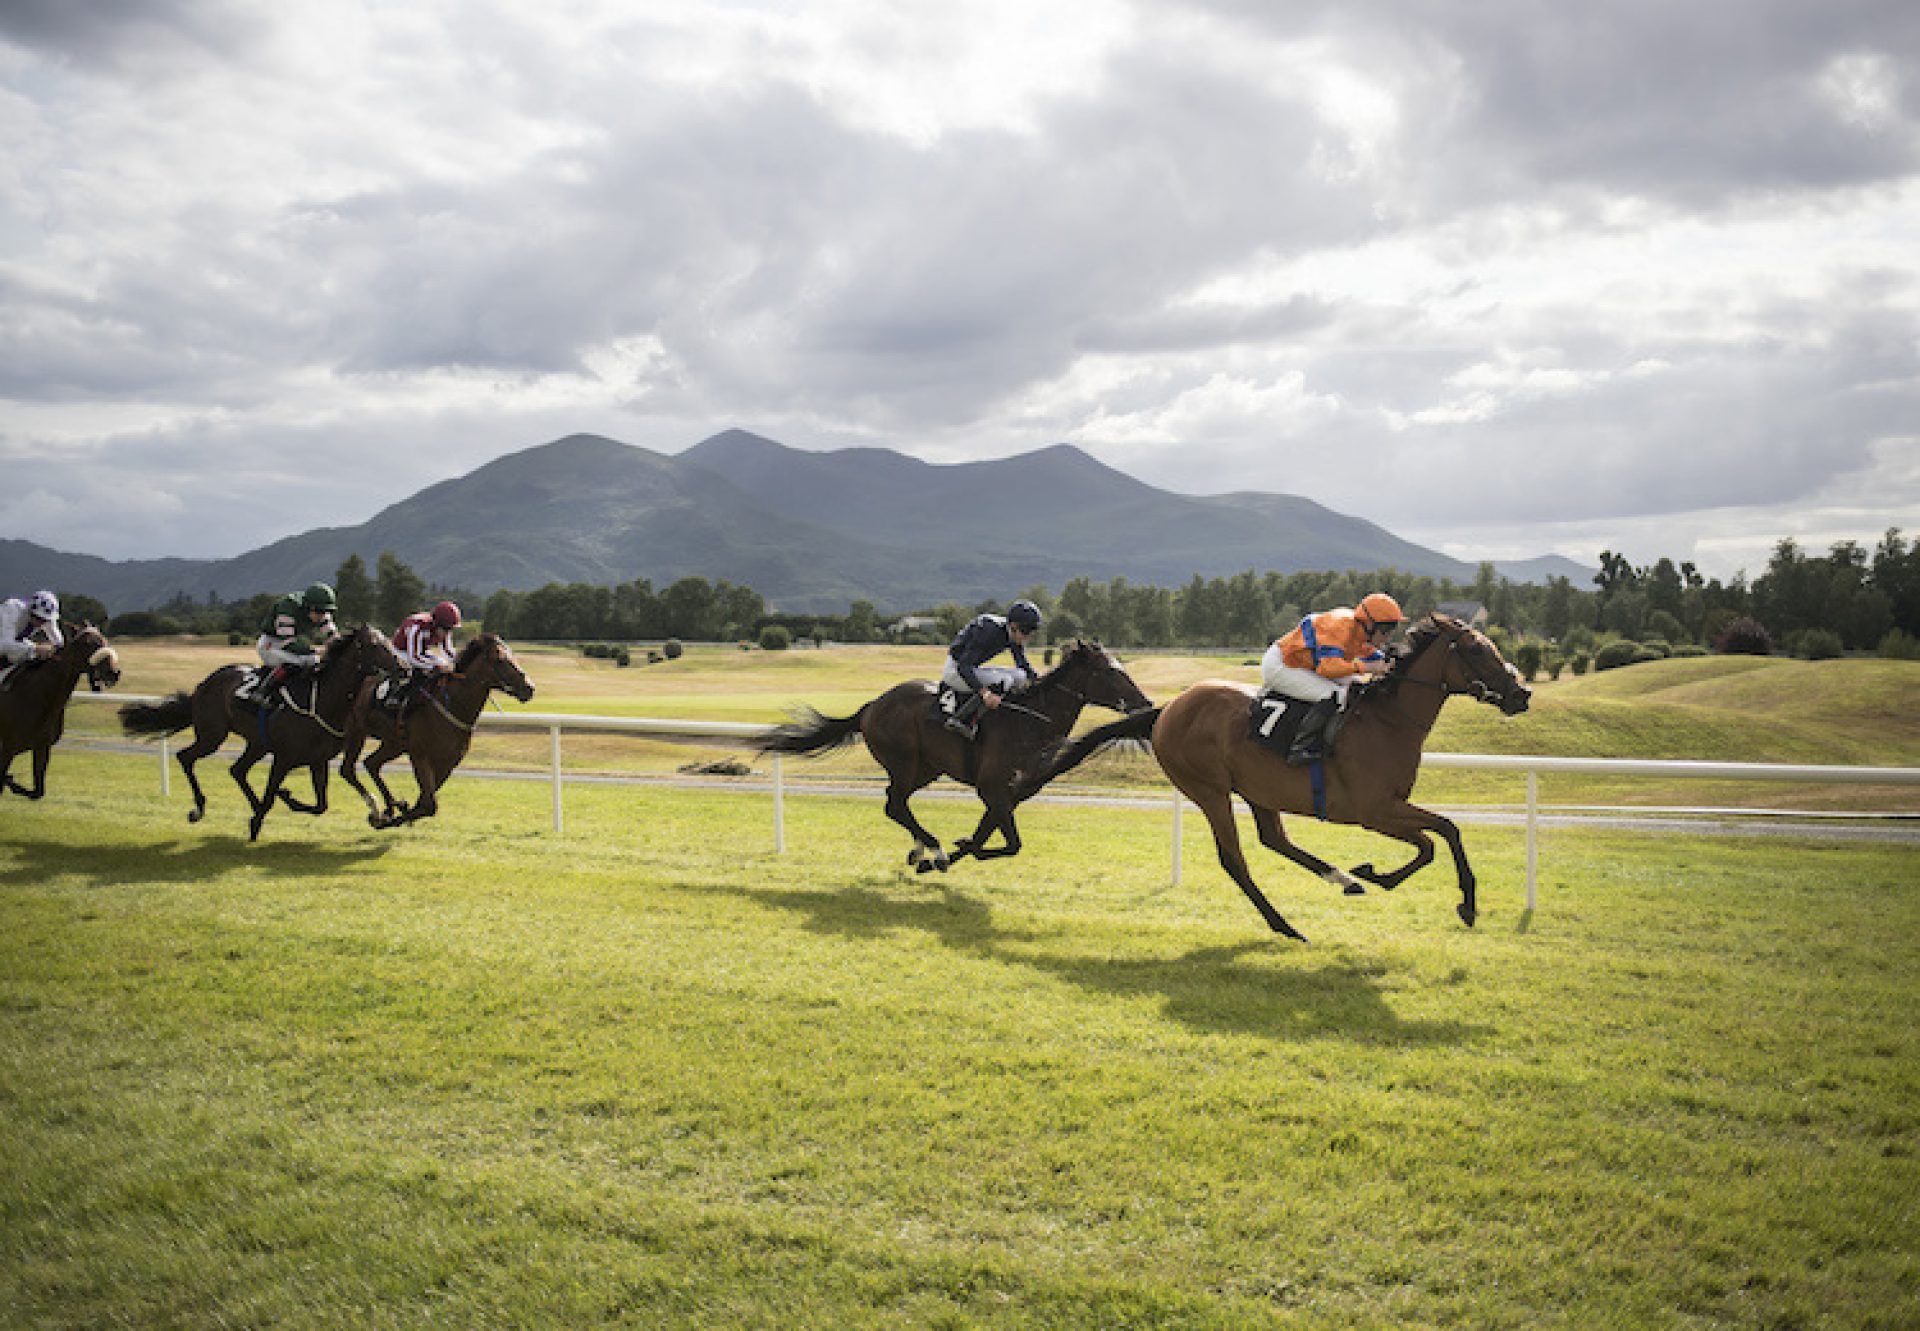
[119,693,194,738]
[1012,706,1161,802]
[757,704,868,757]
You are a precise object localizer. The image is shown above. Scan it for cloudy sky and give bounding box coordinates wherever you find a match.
[4,0,1917,580]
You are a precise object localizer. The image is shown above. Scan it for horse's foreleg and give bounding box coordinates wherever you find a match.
[1362,802,1474,926]
[1192,791,1306,941]
[248,757,300,842]
[394,752,441,824]
[337,738,383,824]
[1252,805,1364,896]
[955,801,1023,861]
[885,783,947,873]
[278,761,329,816]
[366,743,409,822]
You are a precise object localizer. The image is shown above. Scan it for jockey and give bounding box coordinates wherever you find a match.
[240,582,340,701]
[1261,592,1404,766]
[0,589,63,666]
[388,600,461,712]
[942,599,1042,739]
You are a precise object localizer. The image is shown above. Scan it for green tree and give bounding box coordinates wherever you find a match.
[334,553,375,623]
[374,551,426,628]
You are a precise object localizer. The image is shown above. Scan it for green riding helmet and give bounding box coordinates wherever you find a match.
[302,582,338,614]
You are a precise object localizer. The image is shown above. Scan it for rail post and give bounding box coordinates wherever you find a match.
[550,725,564,833]
[1171,792,1183,885]
[159,733,170,797]
[1526,771,1539,912]
[773,753,786,853]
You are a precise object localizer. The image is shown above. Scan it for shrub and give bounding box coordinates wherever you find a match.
[1514,643,1543,681]
[1879,629,1920,660]
[664,639,684,660]
[1547,657,1566,681]
[1638,638,1672,659]
[1714,617,1773,656]
[1671,644,1709,658]
[1785,628,1844,660]
[227,631,244,647]
[106,611,184,637]
[759,625,792,651]
[1593,640,1645,671]
[1571,653,1591,676]
[614,646,632,667]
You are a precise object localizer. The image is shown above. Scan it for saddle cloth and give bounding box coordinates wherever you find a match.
[1247,691,1313,754]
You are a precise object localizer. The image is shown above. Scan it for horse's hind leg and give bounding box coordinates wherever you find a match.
[1251,805,1364,896]
[1189,790,1305,941]
[885,782,948,873]
[393,753,440,825]
[366,744,410,822]
[176,715,229,823]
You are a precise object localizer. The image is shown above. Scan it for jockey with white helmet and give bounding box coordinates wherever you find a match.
[0,589,64,665]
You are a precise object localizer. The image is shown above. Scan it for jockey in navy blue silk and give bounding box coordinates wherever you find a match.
[942,599,1042,739]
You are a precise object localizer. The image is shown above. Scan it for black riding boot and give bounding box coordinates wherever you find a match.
[944,691,987,740]
[1286,696,1341,767]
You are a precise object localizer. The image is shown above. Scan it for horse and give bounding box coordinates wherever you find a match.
[0,624,122,800]
[118,624,404,841]
[758,638,1154,871]
[1011,615,1532,940]
[337,633,536,828]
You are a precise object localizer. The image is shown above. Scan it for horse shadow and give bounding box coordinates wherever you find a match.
[0,833,394,893]
[712,878,1486,1046]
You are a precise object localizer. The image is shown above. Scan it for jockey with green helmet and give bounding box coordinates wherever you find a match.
[240,582,340,701]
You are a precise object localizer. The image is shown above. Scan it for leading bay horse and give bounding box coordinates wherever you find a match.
[119,624,404,841]
[337,632,536,828]
[0,624,122,800]
[758,638,1153,870]
[1013,615,1531,940]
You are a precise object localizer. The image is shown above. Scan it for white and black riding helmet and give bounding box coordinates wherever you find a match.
[28,589,59,621]
[1007,600,1042,633]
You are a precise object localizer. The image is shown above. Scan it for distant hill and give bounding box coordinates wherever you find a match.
[2,430,1593,614]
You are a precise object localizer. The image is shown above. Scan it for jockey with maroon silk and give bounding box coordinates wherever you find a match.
[388,601,461,713]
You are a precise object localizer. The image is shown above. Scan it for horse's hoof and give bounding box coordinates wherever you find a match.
[906,849,922,866]
[915,858,935,874]
[1457,904,1477,928]
[187,808,204,824]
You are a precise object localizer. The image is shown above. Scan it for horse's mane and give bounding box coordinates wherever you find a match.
[1365,613,1463,699]
[318,624,377,671]
[453,634,496,671]
[1033,638,1105,691]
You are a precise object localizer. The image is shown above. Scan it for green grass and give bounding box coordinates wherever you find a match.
[4,753,1917,1328]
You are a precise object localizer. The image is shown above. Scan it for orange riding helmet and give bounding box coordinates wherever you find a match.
[1356,593,1405,631]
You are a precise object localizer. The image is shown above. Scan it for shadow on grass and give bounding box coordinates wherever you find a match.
[718,880,1486,1046]
[0,829,394,891]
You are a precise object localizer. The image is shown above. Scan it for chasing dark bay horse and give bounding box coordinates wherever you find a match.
[118,625,404,841]
[758,638,1153,870]
[338,632,536,828]
[1013,615,1531,940]
[0,624,122,800]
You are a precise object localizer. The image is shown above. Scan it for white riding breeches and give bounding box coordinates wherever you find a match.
[942,660,1026,695]
[1260,642,1348,703]
[256,635,315,670]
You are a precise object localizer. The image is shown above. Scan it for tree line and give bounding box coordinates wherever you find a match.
[76,529,1920,660]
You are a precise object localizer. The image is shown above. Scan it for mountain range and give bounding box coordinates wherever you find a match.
[2,429,1591,614]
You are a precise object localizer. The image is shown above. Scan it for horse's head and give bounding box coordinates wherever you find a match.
[1050,638,1154,714]
[1419,615,1531,715]
[328,624,406,679]
[65,623,121,692]
[460,633,535,703]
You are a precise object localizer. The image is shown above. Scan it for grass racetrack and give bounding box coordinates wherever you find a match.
[5,734,1917,1327]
